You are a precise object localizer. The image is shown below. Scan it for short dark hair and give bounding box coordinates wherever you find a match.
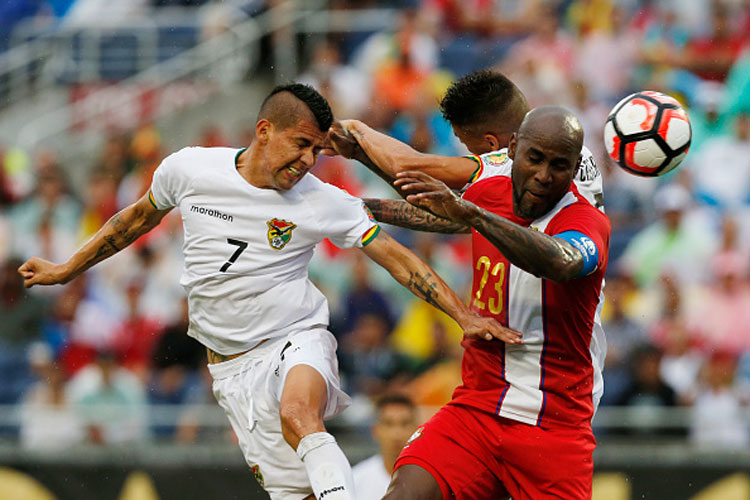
[439,70,528,134]
[375,393,415,415]
[258,83,333,132]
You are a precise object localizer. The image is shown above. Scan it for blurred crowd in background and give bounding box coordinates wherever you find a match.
[2,0,750,453]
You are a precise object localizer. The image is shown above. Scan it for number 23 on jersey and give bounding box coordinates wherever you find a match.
[473,256,506,316]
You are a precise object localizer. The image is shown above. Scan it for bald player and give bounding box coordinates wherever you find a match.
[331,70,603,231]
[335,107,611,499]
[18,85,522,500]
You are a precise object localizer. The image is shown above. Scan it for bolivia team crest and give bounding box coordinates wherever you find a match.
[251,465,265,487]
[267,218,296,250]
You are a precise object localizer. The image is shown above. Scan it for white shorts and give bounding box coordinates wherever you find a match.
[208,328,351,500]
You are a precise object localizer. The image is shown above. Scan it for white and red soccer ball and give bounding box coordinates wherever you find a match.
[603,91,692,177]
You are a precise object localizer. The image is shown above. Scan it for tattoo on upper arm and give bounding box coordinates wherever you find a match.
[469,211,582,281]
[407,271,445,313]
[365,199,470,234]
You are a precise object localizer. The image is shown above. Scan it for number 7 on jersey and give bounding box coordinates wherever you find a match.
[220,238,248,272]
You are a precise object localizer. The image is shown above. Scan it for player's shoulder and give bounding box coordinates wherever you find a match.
[469,148,512,182]
[162,146,239,169]
[575,146,601,184]
[557,191,611,229]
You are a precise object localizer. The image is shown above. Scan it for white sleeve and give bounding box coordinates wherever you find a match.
[314,182,379,249]
[149,148,194,210]
[574,146,605,211]
[459,149,512,193]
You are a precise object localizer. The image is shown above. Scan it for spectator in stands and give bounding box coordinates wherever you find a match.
[680,2,745,83]
[337,252,394,335]
[77,168,119,241]
[67,349,148,444]
[600,273,647,406]
[8,156,81,263]
[389,82,461,156]
[339,313,412,397]
[618,183,716,288]
[615,343,682,437]
[688,251,750,356]
[370,37,429,125]
[648,275,703,402]
[57,274,122,375]
[389,295,464,369]
[574,6,640,102]
[497,2,576,106]
[148,299,205,438]
[403,324,462,408]
[19,342,84,450]
[0,257,49,405]
[299,39,370,118]
[352,393,417,500]
[353,8,438,77]
[688,112,750,209]
[111,276,164,379]
[689,351,749,449]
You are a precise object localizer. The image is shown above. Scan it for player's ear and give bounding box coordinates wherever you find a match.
[574,154,583,174]
[485,133,500,151]
[256,119,272,144]
[507,133,518,159]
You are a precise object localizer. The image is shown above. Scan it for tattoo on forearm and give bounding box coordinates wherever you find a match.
[104,235,121,252]
[110,213,141,246]
[467,206,582,281]
[364,199,470,234]
[407,271,446,313]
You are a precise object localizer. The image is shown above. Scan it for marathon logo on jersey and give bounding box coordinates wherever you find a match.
[190,204,234,222]
[267,218,296,250]
[319,486,346,499]
[484,152,508,166]
[251,465,265,488]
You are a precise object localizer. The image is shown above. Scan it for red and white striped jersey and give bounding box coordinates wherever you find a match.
[453,151,611,429]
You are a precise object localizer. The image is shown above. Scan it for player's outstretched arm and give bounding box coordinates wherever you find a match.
[361,229,522,344]
[18,191,171,288]
[363,198,470,234]
[331,120,478,190]
[396,171,584,283]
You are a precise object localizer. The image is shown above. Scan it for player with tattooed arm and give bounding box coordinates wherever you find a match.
[332,70,603,232]
[331,107,610,499]
[18,84,520,500]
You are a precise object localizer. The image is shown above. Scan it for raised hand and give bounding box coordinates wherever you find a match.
[326,121,360,159]
[460,314,523,344]
[17,257,69,288]
[394,170,469,222]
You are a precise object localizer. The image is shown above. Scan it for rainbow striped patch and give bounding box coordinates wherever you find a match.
[466,155,483,183]
[148,190,158,209]
[361,225,381,246]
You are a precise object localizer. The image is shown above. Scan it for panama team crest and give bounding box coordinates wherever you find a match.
[267,218,296,250]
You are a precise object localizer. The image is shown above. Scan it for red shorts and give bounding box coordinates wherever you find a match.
[395,403,595,499]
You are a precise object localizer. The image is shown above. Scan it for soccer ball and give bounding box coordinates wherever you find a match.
[603,91,692,177]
